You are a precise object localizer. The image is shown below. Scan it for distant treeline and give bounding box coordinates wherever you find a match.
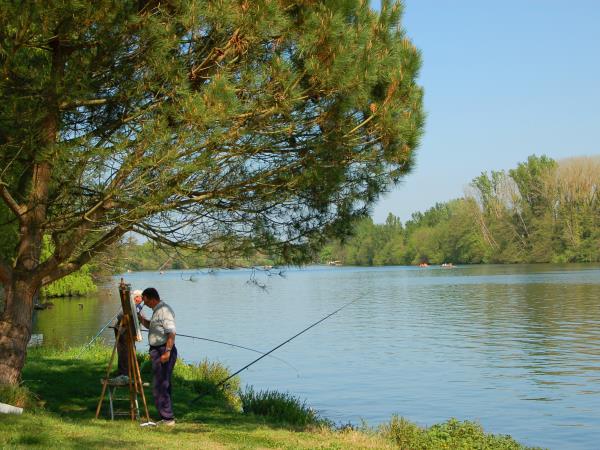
[116,238,277,272]
[320,155,600,265]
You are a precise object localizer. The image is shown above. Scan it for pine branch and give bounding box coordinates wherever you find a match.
[39,226,125,286]
[0,182,25,219]
[59,98,109,110]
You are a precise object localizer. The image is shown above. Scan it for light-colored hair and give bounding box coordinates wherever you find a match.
[132,289,143,298]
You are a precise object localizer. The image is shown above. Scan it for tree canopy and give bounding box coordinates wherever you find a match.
[0,0,423,282]
[0,0,424,384]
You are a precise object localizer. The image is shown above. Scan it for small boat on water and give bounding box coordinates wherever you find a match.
[441,263,454,268]
[327,260,342,266]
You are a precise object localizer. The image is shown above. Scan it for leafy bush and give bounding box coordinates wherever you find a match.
[175,358,241,411]
[380,416,536,450]
[240,387,332,428]
[41,265,97,297]
[40,236,97,297]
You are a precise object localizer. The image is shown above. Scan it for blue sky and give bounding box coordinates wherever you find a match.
[370,1,600,222]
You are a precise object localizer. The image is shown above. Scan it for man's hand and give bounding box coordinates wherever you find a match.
[161,333,175,363]
[160,351,170,363]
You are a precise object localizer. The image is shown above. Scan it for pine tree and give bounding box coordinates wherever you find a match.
[0,0,424,384]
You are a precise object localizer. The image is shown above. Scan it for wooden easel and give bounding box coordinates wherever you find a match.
[95,286,150,422]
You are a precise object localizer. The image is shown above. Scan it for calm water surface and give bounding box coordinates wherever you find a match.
[33,264,600,449]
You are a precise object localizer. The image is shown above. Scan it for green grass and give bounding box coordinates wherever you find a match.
[0,344,541,449]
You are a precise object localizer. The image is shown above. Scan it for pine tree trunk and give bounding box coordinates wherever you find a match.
[0,277,37,386]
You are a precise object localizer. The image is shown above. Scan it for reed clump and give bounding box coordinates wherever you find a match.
[175,358,242,411]
[240,387,332,428]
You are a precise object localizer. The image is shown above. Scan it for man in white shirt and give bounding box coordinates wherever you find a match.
[138,287,177,426]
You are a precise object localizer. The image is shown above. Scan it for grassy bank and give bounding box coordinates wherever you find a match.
[0,345,540,449]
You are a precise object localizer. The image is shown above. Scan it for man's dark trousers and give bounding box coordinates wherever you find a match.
[149,345,177,420]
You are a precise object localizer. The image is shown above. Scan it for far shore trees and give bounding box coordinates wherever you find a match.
[320,155,599,266]
[0,1,424,385]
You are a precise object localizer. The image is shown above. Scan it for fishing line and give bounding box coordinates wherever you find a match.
[137,329,299,374]
[74,309,121,359]
[192,297,360,402]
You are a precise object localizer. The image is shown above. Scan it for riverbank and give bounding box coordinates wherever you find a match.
[0,345,538,449]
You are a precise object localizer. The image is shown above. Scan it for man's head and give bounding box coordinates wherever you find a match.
[142,287,161,309]
[132,289,143,304]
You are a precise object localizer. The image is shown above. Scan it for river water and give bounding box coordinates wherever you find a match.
[33,264,600,449]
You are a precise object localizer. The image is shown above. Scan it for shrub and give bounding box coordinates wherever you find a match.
[380,416,535,450]
[175,358,241,411]
[41,264,97,297]
[40,236,97,297]
[240,387,332,428]
[380,416,422,449]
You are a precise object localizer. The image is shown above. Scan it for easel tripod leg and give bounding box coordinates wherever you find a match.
[125,314,150,422]
[125,317,137,420]
[95,323,121,419]
[132,340,150,422]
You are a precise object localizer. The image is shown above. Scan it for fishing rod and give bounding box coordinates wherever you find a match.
[75,309,121,359]
[192,297,360,402]
[135,329,299,374]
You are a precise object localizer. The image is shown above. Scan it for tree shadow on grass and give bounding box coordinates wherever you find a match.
[22,349,108,416]
[21,346,307,434]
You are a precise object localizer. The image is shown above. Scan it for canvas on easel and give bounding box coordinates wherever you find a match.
[119,283,142,342]
[96,281,150,423]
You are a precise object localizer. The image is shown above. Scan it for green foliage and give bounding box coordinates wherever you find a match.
[40,236,97,297]
[240,386,332,428]
[380,416,538,450]
[0,202,18,262]
[469,155,599,263]
[509,155,557,216]
[177,358,242,412]
[41,265,97,297]
[0,0,424,279]
[321,198,484,266]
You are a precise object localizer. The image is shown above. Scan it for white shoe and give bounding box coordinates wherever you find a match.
[158,419,176,427]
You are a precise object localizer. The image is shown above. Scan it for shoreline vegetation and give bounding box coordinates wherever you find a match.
[0,344,540,449]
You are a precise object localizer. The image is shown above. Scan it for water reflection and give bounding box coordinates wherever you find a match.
[32,264,600,449]
[32,286,121,347]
